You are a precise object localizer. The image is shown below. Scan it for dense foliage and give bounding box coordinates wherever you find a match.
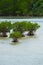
[27,22,40,35]
[10,31,22,42]
[12,21,40,36]
[13,22,27,33]
[0,21,12,37]
[0,21,40,42]
[10,31,22,38]
[0,0,43,16]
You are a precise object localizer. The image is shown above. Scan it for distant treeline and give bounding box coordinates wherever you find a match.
[0,0,43,16]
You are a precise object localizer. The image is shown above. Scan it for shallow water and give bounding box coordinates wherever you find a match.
[0,18,43,22]
[0,18,43,65]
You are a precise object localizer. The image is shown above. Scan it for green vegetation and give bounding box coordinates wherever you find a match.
[0,0,43,16]
[12,21,40,42]
[10,32,22,42]
[0,21,12,37]
[27,22,40,35]
[0,21,40,42]
[13,22,28,37]
[12,22,40,36]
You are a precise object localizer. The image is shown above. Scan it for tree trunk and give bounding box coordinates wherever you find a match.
[12,38,18,42]
[22,34,25,37]
[2,32,7,37]
[27,31,34,36]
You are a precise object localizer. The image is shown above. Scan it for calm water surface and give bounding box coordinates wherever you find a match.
[0,18,43,65]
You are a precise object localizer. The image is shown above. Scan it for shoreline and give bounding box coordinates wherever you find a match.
[0,16,43,19]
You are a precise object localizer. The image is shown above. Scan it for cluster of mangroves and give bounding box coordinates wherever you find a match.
[0,21,40,42]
